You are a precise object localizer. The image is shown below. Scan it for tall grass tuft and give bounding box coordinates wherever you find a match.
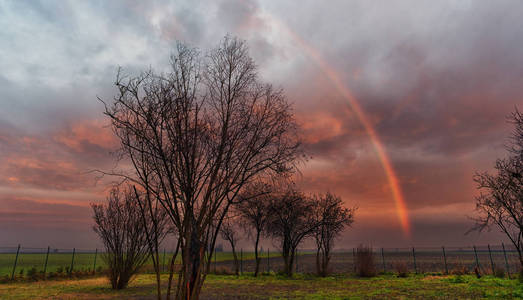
[355,245,376,277]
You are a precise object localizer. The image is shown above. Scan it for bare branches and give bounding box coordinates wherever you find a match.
[312,192,356,277]
[101,36,302,299]
[92,186,167,289]
[265,186,320,276]
[471,108,523,269]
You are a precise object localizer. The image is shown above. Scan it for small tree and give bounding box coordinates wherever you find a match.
[471,108,523,270]
[266,187,320,276]
[236,182,272,276]
[219,216,241,275]
[312,192,355,276]
[92,186,163,289]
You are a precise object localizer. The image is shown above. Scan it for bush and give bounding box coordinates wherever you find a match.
[394,262,409,278]
[355,245,376,277]
[493,267,505,278]
[451,263,468,275]
[26,267,38,280]
[56,266,64,274]
[212,266,235,275]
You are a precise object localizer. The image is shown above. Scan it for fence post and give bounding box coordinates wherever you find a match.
[43,246,50,277]
[267,248,270,272]
[487,244,495,274]
[381,248,386,273]
[162,248,166,273]
[69,248,75,275]
[240,248,243,275]
[11,244,20,280]
[93,248,98,274]
[412,247,417,274]
[502,243,510,279]
[473,245,479,270]
[442,246,448,275]
[352,248,356,273]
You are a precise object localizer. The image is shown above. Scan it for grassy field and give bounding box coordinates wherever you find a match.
[0,273,521,299]
[0,251,284,277]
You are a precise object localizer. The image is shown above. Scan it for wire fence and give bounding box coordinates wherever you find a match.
[0,243,521,279]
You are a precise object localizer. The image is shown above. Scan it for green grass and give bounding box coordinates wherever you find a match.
[0,251,283,276]
[0,273,521,299]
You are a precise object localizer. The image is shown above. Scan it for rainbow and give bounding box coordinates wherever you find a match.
[263,17,411,237]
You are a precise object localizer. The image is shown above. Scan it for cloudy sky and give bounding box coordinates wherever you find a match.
[1,0,522,249]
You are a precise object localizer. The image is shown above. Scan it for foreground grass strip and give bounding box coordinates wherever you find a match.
[0,274,521,299]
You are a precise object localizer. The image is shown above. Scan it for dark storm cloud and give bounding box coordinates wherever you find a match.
[1,0,521,246]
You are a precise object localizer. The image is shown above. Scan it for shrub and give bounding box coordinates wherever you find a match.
[26,267,38,280]
[56,266,64,274]
[213,266,235,275]
[451,263,468,275]
[449,274,466,283]
[394,262,409,278]
[493,267,505,278]
[355,245,376,277]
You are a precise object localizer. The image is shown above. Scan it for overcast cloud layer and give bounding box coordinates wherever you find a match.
[1,0,521,249]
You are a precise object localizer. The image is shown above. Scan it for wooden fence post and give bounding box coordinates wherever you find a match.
[267,248,270,272]
[69,248,75,275]
[473,245,479,270]
[93,248,98,274]
[412,247,417,274]
[442,246,448,275]
[502,243,510,279]
[43,246,50,277]
[381,248,386,273]
[487,244,495,274]
[353,248,356,273]
[11,244,20,280]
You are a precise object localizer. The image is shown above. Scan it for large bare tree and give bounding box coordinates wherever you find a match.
[236,181,272,276]
[312,192,355,277]
[471,108,523,269]
[101,36,302,299]
[266,187,320,276]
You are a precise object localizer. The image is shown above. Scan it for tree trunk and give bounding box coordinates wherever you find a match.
[231,244,239,275]
[176,224,205,300]
[283,248,295,277]
[316,248,321,276]
[254,231,260,276]
[166,240,180,300]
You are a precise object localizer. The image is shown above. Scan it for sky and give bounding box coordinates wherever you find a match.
[1,0,522,250]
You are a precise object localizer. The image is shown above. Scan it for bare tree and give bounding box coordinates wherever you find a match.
[101,36,302,299]
[266,187,320,276]
[471,108,523,269]
[219,216,241,275]
[92,186,165,289]
[133,186,176,300]
[236,182,272,276]
[312,192,355,277]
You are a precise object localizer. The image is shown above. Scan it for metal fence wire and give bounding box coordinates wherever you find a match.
[0,244,520,278]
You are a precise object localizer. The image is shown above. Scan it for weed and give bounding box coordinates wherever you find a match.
[394,262,409,278]
[493,267,505,278]
[355,245,376,277]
